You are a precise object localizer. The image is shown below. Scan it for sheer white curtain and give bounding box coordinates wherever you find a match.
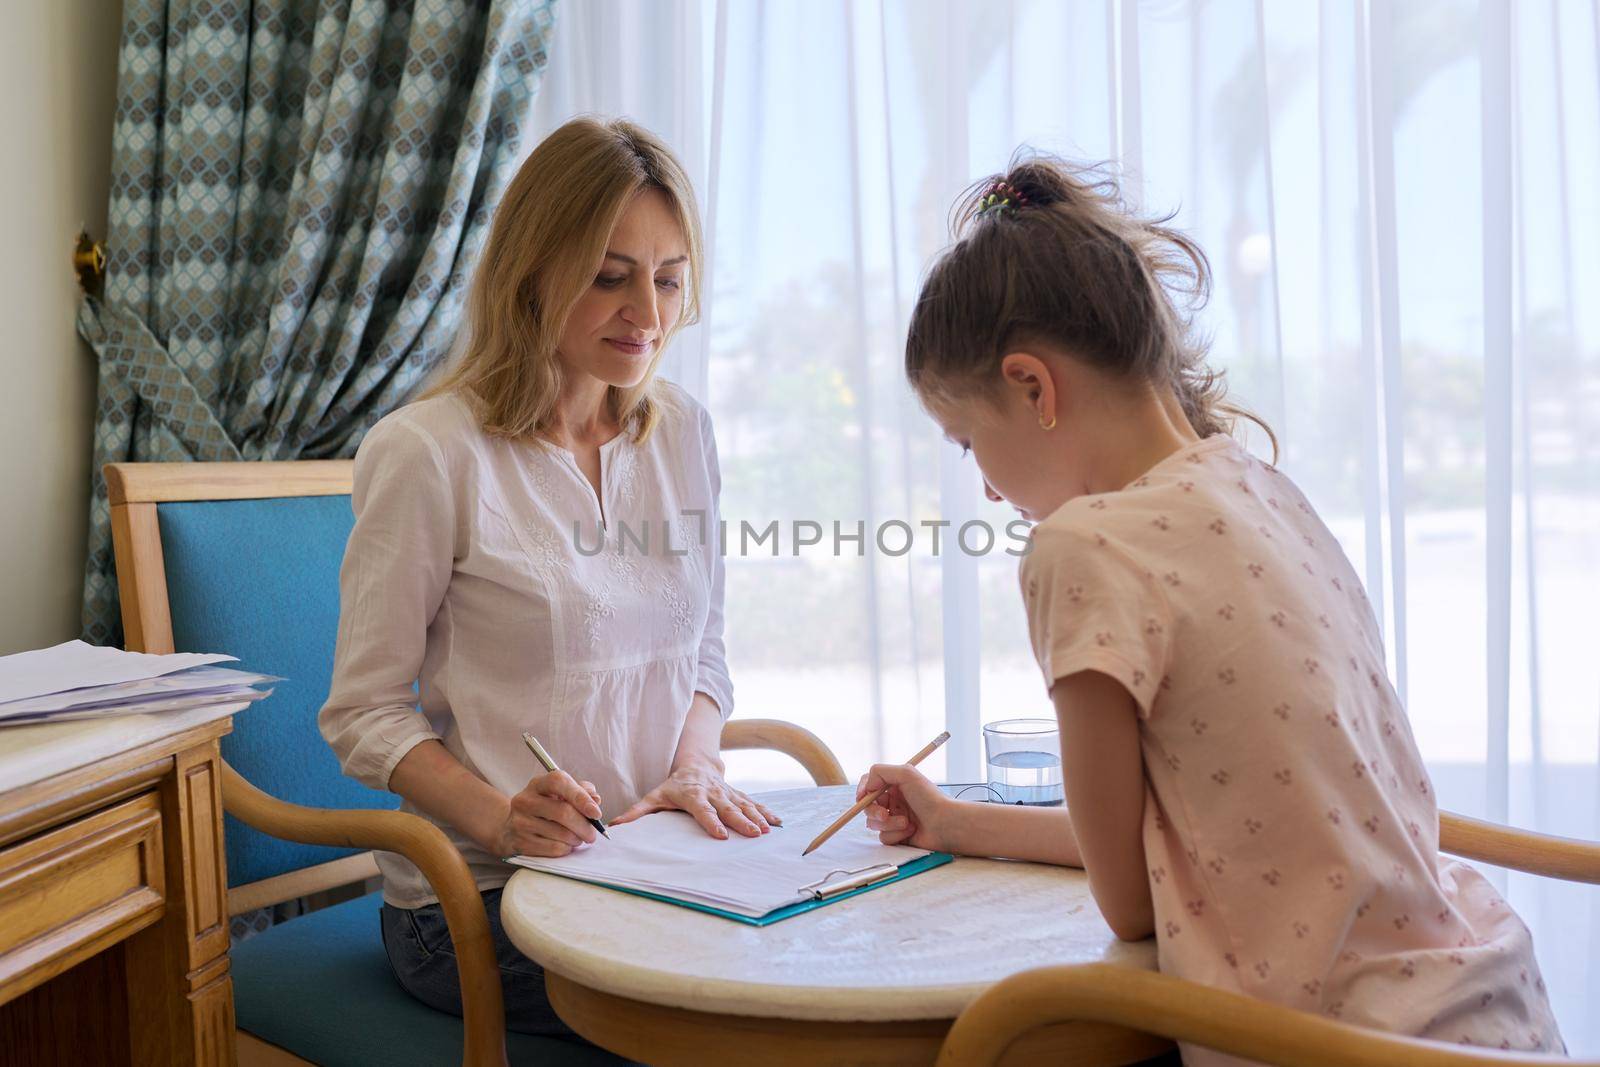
[533,0,1600,1046]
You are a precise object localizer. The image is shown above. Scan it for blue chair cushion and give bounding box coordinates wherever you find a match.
[158,495,402,887]
[232,892,626,1066]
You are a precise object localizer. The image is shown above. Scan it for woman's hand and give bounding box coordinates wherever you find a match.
[859,763,958,851]
[492,769,605,858]
[612,759,781,839]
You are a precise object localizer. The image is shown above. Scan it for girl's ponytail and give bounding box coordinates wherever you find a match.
[907,152,1277,460]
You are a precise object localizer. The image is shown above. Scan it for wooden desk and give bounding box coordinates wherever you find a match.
[501,786,1171,1066]
[0,703,244,1067]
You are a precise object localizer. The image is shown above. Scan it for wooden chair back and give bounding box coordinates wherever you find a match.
[108,459,391,915]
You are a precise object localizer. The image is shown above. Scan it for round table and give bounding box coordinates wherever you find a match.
[501,786,1169,1066]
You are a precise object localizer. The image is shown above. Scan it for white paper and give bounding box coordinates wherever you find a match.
[507,805,932,919]
[0,687,272,727]
[0,641,236,705]
[0,666,277,717]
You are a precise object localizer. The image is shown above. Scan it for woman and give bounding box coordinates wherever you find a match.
[318,118,774,1035]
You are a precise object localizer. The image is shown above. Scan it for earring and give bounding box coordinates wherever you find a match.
[1039,413,1057,431]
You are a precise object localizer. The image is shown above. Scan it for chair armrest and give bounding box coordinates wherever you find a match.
[720,718,847,786]
[220,762,508,1067]
[938,963,1582,1067]
[1440,810,1600,884]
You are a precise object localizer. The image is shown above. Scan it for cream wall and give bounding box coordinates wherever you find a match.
[0,2,121,654]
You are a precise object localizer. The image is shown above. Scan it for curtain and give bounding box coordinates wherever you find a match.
[78,0,558,645]
[540,0,1599,1045]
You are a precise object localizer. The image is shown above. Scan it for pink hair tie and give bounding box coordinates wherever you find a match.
[977,179,1029,219]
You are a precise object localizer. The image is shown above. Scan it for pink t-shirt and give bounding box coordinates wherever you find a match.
[1020,435,1562,1063]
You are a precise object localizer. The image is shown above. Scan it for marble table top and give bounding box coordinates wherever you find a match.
[501,785,1157,1022]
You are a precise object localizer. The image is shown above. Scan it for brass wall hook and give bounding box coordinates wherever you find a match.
[73,229,105,295]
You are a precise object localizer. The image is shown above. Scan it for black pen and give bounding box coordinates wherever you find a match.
[521,732,609,839]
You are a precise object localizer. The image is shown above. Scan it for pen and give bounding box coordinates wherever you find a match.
[802,731,951,856]
[522,732,609,839]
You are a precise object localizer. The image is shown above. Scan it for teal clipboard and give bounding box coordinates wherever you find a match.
[568,851,954,926]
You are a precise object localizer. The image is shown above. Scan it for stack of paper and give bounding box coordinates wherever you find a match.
[508,805,939,920]
[0,641,276,727]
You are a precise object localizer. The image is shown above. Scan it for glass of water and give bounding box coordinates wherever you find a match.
[983,718,1064,806]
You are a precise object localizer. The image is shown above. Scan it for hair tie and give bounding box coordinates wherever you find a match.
[977,178,1029,220]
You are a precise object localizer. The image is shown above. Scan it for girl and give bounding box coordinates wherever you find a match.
[860,159,1563,1061]
[319,118,775,1037]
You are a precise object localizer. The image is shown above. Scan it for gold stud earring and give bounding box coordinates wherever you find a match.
[1039,413,1057,431]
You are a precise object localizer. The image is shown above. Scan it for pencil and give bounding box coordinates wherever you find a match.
[802,731,951,856]
[522,732,609,839]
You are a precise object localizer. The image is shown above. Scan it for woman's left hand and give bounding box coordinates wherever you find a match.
[611,760,781,839]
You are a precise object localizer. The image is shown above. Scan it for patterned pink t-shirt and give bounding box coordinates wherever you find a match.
[1019,435,1562,1063]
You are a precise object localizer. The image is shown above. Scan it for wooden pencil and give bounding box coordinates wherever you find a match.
[801,731,951,856]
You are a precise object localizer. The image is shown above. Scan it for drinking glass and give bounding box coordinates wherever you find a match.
[983,718,1064,806]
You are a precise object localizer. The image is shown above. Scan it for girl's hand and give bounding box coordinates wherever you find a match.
[611,760,781,839]
[494,770,605,858]
[858,763,956,851]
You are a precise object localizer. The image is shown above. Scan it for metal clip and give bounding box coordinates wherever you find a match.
[800,863,900,900]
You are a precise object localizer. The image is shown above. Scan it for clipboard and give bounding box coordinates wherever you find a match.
[554,851,955,926]
[507,805,954,926]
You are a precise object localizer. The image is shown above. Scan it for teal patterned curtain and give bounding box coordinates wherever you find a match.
[78,0,557,644]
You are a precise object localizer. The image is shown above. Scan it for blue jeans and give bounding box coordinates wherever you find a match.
[380,887,586,1041]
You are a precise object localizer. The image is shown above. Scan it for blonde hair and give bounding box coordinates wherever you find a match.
[424,117,703,442]
[905,153,1276,456]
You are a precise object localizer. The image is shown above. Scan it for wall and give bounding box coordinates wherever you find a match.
[0,2,121,654]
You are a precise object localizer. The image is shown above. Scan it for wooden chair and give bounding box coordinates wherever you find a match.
[939,815,1600,1067]
[107,459,848,1067]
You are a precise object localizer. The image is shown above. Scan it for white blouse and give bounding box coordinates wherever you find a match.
[318,384,733,908]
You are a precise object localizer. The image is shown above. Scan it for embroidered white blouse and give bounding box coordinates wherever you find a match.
[318,383,733,908]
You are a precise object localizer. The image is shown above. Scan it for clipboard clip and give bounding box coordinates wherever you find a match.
[799,863,901,901]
